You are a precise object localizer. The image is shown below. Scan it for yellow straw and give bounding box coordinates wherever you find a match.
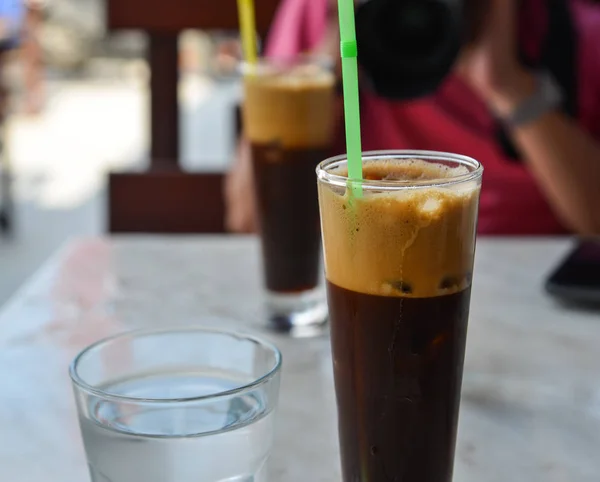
[237,0,258,65]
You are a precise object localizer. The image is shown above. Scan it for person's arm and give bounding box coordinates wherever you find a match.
[458,0,600,235]
[491,73,600,234]
[225,137,257,233]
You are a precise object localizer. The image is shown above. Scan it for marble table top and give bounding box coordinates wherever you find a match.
[0,236,599,482]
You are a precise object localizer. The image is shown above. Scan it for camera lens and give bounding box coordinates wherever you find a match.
[379,1,449,57]
[356,0,464,99]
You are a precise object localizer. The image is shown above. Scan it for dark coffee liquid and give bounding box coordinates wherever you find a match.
[327,281,471,482]
[252,143,328,293]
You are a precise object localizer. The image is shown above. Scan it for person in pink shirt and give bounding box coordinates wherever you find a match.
[225,0,600,235]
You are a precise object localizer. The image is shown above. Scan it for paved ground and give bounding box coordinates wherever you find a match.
[0,59,242,306]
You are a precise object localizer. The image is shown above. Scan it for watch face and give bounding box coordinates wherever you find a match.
[509,72,564,127]
[542,72,564,102]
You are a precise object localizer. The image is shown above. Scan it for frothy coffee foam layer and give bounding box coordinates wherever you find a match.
[243,64,335,149]
[319,158,480,298]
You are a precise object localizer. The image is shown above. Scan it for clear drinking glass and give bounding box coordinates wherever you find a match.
[317,151,483,482]
[242,57,335,336]
[70,327,282,482]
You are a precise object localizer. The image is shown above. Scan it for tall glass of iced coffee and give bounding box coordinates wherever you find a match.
[243,58,335,335]
[317,151,483,481]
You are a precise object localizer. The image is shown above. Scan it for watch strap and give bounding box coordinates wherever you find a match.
[504,71,564,127]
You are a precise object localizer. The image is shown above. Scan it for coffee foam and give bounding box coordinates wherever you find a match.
[243,65,335,149]
[319,159,480,298]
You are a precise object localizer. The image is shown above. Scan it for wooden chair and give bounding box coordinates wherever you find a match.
[106,0,281,233]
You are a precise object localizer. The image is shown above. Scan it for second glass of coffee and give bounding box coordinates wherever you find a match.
[318,151,483,482]
[243,59,335,334]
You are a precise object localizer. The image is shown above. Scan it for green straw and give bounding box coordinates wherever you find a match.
[337,0,363,197]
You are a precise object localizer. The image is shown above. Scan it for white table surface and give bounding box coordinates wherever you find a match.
[0,236,599,482]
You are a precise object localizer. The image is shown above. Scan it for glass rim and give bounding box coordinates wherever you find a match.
[69,326,283,404]
[317,150,483,190]
[239,54,335,76]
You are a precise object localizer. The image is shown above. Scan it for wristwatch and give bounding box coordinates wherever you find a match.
[504,71,564,128]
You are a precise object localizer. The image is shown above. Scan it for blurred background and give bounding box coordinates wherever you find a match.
[0,0,246,305]
[1,0,598,307]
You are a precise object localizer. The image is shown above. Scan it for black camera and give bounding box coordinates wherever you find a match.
[355,0,482,100]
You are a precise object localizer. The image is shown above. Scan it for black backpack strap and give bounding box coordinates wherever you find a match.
[498,0,578,161]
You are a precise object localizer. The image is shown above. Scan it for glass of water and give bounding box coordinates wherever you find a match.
[70,327,282,482]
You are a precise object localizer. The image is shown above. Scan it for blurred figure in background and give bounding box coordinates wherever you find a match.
[0,0,45,116]
[0,0,25,233]
[226,0,600,236]
[0,0,24,47]
[22,0,45,114]
[0,0,25,118]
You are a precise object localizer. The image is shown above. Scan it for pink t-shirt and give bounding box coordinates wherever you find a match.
[265,0,600,235]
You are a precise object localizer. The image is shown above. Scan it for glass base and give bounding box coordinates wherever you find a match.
[266,287,328,338]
